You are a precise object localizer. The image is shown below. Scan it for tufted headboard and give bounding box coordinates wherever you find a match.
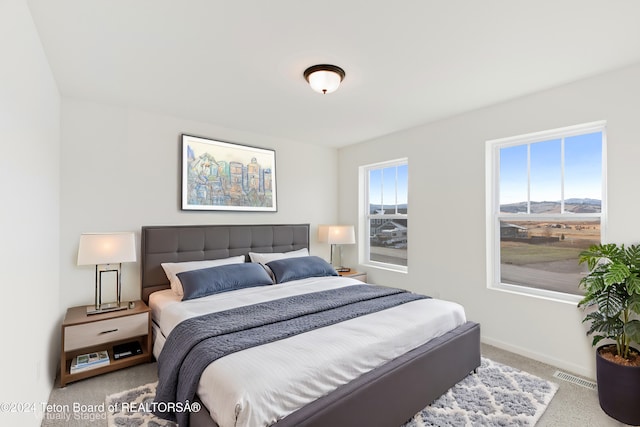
[140,224,310,303]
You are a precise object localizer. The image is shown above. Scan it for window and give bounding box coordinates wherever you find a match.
[486,121,605,301]
[361,159,408,271]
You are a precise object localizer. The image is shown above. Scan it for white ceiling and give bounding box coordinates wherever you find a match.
[27,1,640,148]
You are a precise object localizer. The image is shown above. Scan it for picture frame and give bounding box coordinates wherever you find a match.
[181,134,277,211]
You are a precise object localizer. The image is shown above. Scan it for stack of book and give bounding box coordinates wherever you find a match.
[70,350,110,374]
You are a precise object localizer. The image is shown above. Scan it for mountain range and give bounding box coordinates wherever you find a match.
[500,198,600,214]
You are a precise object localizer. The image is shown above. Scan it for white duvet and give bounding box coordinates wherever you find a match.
[149,276,466,427]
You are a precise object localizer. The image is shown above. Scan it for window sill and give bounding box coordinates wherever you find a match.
[362,261,408,274]
[488,282,582,305]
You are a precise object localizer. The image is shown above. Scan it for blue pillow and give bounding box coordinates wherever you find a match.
[177,263,273,301]
[266,256,338,284]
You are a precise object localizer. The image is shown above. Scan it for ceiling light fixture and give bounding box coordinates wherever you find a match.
[303,64,346,94]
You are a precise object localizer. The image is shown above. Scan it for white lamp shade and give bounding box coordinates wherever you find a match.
[318,225,330,243]
[307,70,342,94]
[325,225,355,245]
[77,232,137,265]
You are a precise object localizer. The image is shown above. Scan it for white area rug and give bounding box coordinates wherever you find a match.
[404,357,558,426]
[105,357,557,427]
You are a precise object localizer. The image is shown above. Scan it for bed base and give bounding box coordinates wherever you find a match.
[190,321,481,427]
[140,224,481,427]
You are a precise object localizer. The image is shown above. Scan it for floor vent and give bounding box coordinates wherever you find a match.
[552,370,597,390]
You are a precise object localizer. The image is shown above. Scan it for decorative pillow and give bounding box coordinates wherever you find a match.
[248,248,309,265]
[161,255,246,296]
[266,256,338,284]
[178,262,274,301]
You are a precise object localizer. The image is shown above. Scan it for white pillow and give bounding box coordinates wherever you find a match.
[248,248,309,265]
[161,255,246,296]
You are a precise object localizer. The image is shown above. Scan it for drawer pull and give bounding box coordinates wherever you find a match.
[99,329,119,335]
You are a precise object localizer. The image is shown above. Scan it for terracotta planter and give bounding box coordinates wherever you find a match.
[596,345,640,426]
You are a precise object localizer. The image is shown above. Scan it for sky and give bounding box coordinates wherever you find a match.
[369,164,408,206]
[499,131,602,205]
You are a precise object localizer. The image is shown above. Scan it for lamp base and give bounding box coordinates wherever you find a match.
[86,302,128,315]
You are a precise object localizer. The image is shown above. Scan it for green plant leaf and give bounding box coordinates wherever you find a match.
[579,245,616,270]
[626,244,640,268]
[578,243,640,349]
[626,274,640,295]
[578,274,604,296]
[577,293,595,308]
[628,294,640,314]
[624,320,640,345]
[596,287,624,318]
[583,311,623,341]
[592,335,605,347]
[603,263,631,287]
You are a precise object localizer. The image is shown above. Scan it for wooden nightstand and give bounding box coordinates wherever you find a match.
[60,300,152,387]
[338,270,367,283]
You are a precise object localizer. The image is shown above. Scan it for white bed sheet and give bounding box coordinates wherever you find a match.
[149,276,466,427]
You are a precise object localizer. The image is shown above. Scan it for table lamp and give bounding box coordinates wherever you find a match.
[77,232,136,315]
[318,225,355,272]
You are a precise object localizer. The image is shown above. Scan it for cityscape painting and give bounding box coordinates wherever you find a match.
[181,134,276,211]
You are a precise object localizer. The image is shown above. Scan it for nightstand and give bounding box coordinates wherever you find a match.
[60,300,152,387]
[338,270,367,283]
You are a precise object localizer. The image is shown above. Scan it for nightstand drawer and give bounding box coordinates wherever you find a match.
[64,312,148,351]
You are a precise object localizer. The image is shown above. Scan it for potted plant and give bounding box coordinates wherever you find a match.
[578,243,640,425]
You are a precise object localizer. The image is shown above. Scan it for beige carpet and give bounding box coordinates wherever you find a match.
[42,344,626,426]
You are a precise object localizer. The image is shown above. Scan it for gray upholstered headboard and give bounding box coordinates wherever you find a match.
[140,224,310,302]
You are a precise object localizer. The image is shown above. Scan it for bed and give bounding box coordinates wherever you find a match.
[141,223,481,427]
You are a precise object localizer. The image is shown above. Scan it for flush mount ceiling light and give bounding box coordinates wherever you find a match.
[303,64,346,94]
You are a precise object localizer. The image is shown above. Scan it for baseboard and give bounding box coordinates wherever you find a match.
[481,336,595,380]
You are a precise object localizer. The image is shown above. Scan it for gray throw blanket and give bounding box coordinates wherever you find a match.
[154,284,428,426]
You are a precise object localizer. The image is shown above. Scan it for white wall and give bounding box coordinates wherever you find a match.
[338,63,640,379]
[0,0,61,425]
[60,100,338,309]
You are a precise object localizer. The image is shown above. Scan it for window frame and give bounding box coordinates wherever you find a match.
[360,158,409,273]
[485,121,607,303]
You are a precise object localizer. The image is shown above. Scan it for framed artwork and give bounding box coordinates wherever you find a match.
[181,134,277,211]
